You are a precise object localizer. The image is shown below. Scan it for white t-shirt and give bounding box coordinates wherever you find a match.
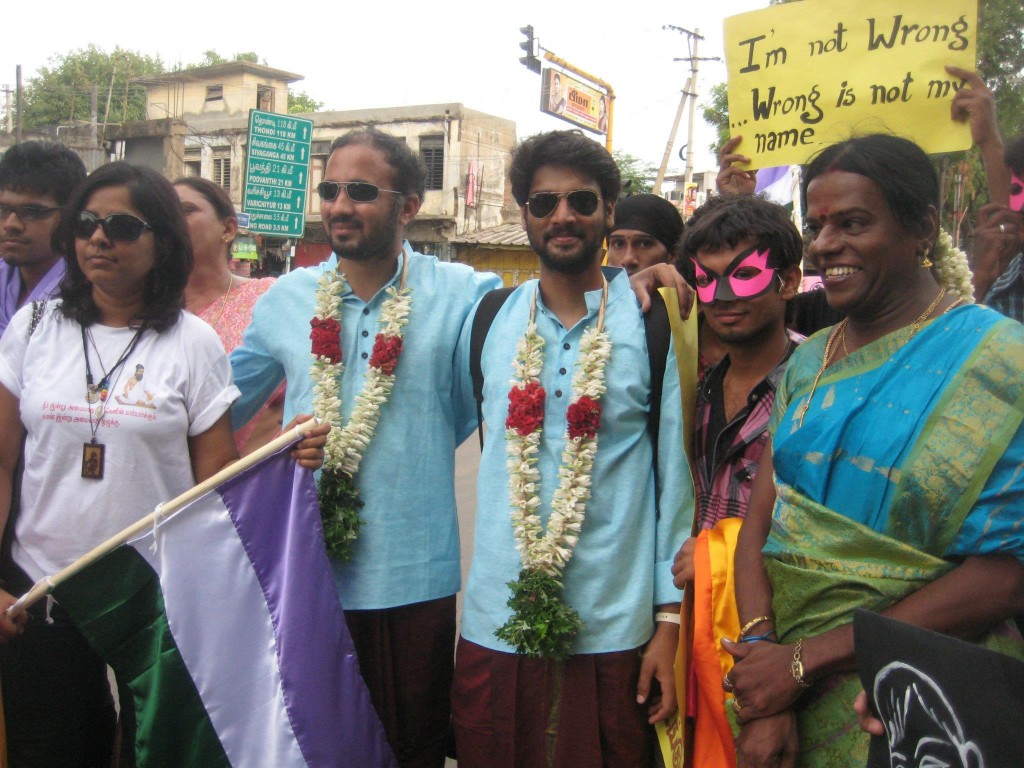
[0,302,240,582]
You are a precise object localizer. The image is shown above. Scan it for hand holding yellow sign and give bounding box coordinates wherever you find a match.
[724,0,977,168]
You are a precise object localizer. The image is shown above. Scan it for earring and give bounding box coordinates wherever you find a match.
[920,247,933,269]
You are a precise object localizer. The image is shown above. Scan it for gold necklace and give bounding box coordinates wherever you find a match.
[207,273,235,330]
[795,287,947,429]
[795,320,846,428]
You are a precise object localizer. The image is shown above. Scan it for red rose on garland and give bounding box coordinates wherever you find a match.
[566,396,602,440]
[310,317,342,363]
[369,333,403,375]
[506,381,546,436]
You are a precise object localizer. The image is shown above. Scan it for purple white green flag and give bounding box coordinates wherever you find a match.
[50,446,396,768]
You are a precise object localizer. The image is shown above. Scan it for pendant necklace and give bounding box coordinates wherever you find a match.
[80,323,146,479]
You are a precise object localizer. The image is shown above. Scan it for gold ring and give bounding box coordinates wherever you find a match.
[1000,223,1008,234]
[723,673,734,690]
[732,698,743,712]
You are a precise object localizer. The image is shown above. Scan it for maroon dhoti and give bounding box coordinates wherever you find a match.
[452,636,651,768]
[344,595,456,768]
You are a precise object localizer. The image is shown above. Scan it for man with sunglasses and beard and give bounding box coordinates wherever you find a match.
[450,130,690,767]
[0,141,87,338]
[230,128,501,768]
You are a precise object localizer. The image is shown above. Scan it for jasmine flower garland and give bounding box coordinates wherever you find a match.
[310,257,411,561]
[496,278,611,660]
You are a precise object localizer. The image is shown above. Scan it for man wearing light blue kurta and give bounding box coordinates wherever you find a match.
[450,130,692,768]
[230,129,500,768]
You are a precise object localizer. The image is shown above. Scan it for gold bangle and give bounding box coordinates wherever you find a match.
[739,615,773,639]
[791,638,812,689]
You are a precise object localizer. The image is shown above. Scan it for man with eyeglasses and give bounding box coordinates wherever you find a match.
[229,128,501,767]
[450,130,690,767]
[0,141,87,337]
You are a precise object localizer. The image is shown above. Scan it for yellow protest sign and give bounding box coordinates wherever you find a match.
[724,0,977,168]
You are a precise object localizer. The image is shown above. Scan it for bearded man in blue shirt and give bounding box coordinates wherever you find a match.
[451,130,691,767]
[231,129,502,768]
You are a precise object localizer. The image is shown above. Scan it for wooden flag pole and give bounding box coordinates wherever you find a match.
[7,422,314,618]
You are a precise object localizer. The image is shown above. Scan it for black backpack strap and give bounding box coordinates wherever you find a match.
[643,289,671,506]
[643,289,671,446]
[470,287,515,449]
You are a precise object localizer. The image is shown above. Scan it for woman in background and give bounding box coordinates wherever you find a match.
[175,177,284,453]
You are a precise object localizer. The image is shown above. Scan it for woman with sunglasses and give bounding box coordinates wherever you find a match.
[0,162,324,766]
[175,176,284,453]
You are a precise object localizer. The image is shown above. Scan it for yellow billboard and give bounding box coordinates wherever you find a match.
[723,0,977,168]
[540,67,608,136]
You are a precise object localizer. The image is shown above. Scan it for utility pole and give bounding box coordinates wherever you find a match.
[653,27,719,196]
[16,65,23,144]
[2,84,12,134]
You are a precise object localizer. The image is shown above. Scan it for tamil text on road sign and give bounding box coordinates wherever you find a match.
[723,0,977,168]
[243,110,313,238]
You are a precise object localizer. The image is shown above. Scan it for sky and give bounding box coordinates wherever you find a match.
[1,0,768,175]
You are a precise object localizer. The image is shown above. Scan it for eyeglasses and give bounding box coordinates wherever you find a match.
[73,211,153,242]
[317,181,403,203]
[0,203,63,222]
[525,190,601,219]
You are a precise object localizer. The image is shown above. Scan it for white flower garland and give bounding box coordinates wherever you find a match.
[311,260,412,477]
[932,227,976,303]
[505,279,611,578]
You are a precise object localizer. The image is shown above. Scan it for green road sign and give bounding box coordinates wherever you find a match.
[243,110,313,238]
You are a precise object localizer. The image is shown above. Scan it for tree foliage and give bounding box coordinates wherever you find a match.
[288,90,324,114]
[613,150,658,196]
[191,50,264,68]
[701,83,730,158]
[20,45,165,131]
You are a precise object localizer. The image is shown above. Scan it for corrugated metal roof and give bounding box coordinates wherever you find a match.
[449,223,530,247]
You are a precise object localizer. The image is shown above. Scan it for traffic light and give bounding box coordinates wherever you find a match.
[519,25,541,74]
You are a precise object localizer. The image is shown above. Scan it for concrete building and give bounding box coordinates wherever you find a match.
[104,63,518,270]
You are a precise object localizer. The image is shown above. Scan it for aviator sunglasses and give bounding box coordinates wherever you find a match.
[526,190,601,219]
[73,211,154,242]
[317,181,403,203]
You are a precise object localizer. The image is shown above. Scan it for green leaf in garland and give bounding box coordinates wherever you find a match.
[494,569,584,661]
[317,468,365,562]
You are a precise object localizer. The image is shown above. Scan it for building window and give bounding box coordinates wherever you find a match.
[205,85,224,102]
[213,147,231,191]
[184,149,201,178]
[257,85,274,112]
[420,136,444,191]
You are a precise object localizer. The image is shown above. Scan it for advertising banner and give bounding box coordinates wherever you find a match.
[540,67,608,136]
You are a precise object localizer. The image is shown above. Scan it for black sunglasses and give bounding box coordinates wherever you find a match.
[73,211,154,242]
[0,203,63,222]
[317,181,403,203]
[526,190,601,219]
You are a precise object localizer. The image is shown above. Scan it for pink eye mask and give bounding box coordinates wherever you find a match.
[1010,171,1024,213]
[692,246,778,304]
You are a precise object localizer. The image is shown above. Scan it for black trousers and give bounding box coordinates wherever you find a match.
[1,603,117,768]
